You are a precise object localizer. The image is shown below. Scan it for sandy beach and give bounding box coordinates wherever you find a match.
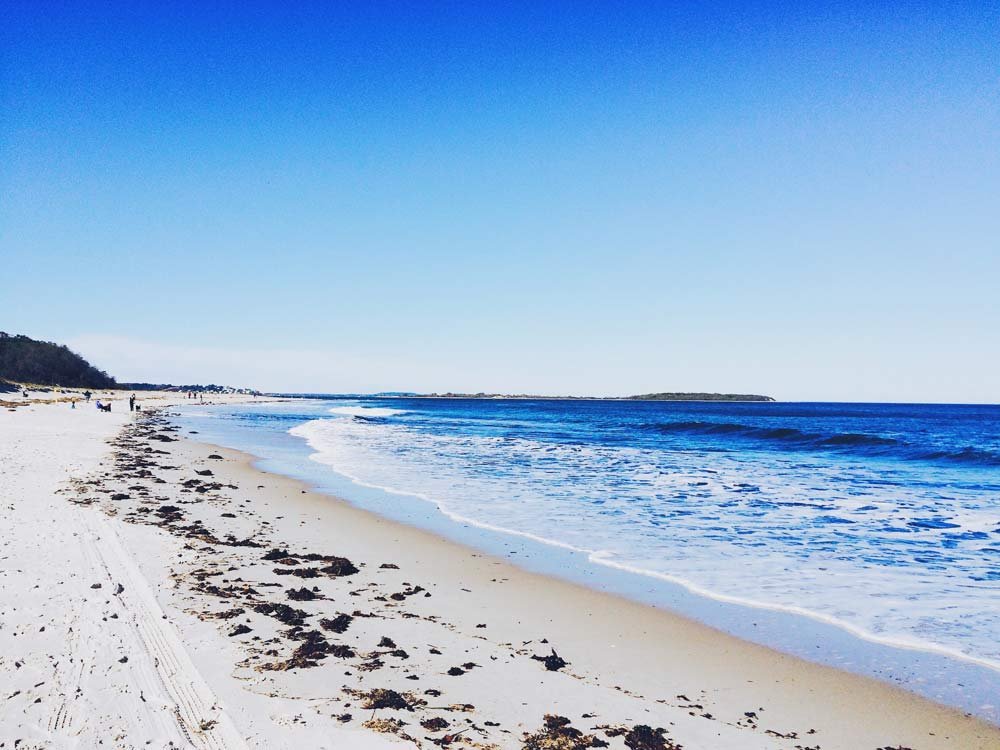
[2,395,999,749]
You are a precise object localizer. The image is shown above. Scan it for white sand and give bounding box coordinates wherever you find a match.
[0,396,246,746]
[2,394,999,749]
[0,393,393,749]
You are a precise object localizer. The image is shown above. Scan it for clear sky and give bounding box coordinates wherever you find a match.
[2,2,998,401]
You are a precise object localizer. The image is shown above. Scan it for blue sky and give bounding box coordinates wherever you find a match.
[2,2,998,400]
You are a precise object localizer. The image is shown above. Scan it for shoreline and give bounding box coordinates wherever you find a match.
[145,409,1000,746]
[172,428,1000,748]
[216,442,1000,731]
[299,447,1000,679]
[175,399,1000,723]
[4,397,999,748]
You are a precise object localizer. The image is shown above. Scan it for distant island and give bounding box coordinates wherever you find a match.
[628,392,775,402]
[398,392,775,402]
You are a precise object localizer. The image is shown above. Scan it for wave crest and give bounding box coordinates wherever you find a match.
[328,406,407,418]
[642,420,998,465]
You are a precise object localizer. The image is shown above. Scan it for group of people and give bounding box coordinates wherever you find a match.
[75,392,139,413]
[185,391,204,401]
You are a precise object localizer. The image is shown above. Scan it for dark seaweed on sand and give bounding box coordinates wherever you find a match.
[320,557,359,577]
[623,725,680,750]
[274,639,326,669]
[262,547,359,577]
[253,601,309,626]
[348,687,421,711]
[320,613,353,633]
[522,715,608,750]
[421,717,450,731]
[273,567,322,578]
[532,648,569,671]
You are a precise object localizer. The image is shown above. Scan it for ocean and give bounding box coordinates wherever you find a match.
[172,397,1000,719]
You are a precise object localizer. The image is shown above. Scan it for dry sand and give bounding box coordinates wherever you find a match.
[2,395,998,749]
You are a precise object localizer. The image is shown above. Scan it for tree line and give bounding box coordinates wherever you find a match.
[0,332,118,389]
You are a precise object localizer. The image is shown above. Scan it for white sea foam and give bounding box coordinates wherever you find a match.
[288,412,1000,673]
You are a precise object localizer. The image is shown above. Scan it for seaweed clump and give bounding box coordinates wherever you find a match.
[362,717,416,743]
[532,649,569,671]
[347,687,422,711]
[624,725,681,750]
[261,548,359,577]
[320,613,353,633]
[253,602,309,626]
[320,557,359,577]
[523,715,608,750]
[286,586,318,601]
[261,630,335,670]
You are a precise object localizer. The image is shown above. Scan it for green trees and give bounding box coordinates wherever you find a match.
[0,332,117,388]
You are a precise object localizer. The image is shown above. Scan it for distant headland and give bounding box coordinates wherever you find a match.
[384,392,776,402]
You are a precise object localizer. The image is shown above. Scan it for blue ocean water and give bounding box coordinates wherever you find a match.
[173,397,1000,713]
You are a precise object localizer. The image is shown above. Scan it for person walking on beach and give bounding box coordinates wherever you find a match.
[129,393,135,412]
[84,390,91,402]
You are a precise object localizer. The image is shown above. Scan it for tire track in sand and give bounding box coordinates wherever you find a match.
[81,510,248,750]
